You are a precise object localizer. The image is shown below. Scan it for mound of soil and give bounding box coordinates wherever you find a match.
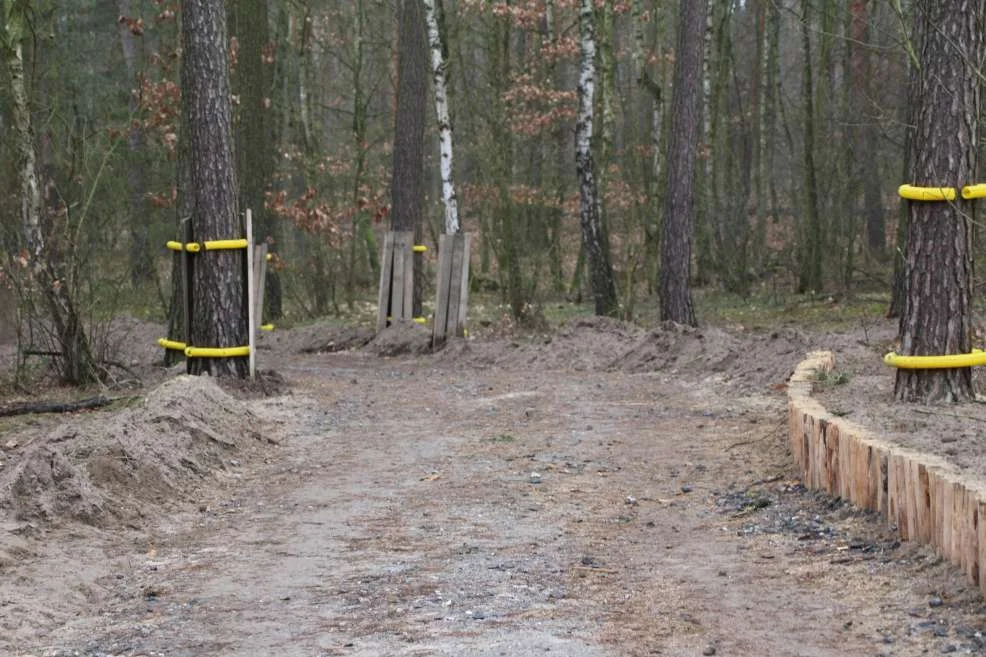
[366,321,433,357]
[258,321,374,354]
[0,375,270,528]
[438,316,863,394]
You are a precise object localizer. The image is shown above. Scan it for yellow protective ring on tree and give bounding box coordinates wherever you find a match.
[203,239,248,250]
[413,317,426,324]
[962,184,986,199]
[898,185,957,202]
[883,348,986,369]
[184,345,251,358]
[260,324,274,331]
[158,338,187,351]
[413,245,428,253]
[165,240,247,252]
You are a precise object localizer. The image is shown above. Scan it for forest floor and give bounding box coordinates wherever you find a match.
[2,308,986,657]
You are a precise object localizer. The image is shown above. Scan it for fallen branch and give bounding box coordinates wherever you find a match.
[0,395,125,418]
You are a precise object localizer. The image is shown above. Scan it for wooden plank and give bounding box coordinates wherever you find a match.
[433,234,453,344]
[254,243,268,329]
[978,494,986,596]
[400,232,414,320]
[938,471,951,563]
[246,209,255,379]
[456,232,471,335]
[876,446,889,518]
[377,232,395,332]
[912,459,931,544]
[967,487,982,587]
[838,425,852,501]
[390,233,407,322]
[887,452,906,540]
[446,234,465,338]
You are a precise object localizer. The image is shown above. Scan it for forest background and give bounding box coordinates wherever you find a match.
[0,0,914,378]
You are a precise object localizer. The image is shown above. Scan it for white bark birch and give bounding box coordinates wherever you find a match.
[576,0,618,316]
[2,18,43,258]
[576,0,596,195]
[422,0,460,234]
[701,1,714,187]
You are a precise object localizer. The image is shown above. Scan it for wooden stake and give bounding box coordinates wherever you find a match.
[246,208,255,379]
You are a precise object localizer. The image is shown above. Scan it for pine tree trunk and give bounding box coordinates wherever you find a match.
[576,0,618,318]
[182,0,248,378]
[391,0,428,315]
[423,0,460,235]
[797,0,823,293]
[895,0,982,403]
[230,0,281,320]
[660,0,706,326]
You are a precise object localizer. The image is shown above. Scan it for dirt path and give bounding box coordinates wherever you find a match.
[4,322,986,656]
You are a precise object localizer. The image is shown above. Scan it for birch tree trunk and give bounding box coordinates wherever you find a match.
[2,4,97,384]
[660,0,707,326]
[423,0,460,235]
[576,0,618,317]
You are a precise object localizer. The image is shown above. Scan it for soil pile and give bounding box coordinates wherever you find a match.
[438,316,839,393]
[0,375,269,528]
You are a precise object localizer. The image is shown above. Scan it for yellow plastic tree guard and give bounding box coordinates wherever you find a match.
[158,338,187,351]
[413,245,429,253]
[165,239,248,252]
[184,345,251,358]
[203,239,248,250]
[883,348,986,369]
[898,185,956,202]
[413,317,427,324]
[962,184,986,199]
[260,324,274,331]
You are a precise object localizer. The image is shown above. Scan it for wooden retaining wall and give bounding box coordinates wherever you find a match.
[788,352,986,594]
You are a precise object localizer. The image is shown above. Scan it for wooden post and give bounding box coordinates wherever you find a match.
[376,231,414,332]
[181,214,193,368]
[432,232,470,345]
[246,209,256,379]
[254,242,268,332]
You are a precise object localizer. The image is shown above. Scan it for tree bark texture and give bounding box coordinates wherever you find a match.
[895,0,984,403]
[423,0,460,235]
[231,0,281,320]
[797,0,823,293]
[392,0,427,235]
[117,0,153,287]
[3,8,96,384]
[660,0,707,326]
[391,0,428,314]
[182,0,248,378]
[576,0,618,317]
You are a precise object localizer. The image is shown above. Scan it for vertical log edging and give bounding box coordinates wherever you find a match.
[788,351,986,596]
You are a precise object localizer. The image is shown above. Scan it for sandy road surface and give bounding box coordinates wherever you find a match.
[3,321,986,656]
